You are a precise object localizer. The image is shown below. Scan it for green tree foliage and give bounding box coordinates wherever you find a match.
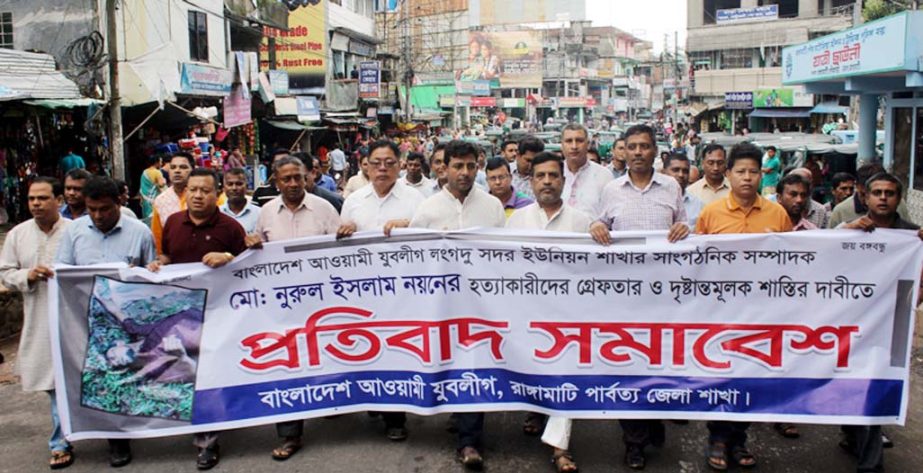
[863,0,915,21]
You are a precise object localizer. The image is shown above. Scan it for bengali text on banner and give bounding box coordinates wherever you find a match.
[49,228,922,440]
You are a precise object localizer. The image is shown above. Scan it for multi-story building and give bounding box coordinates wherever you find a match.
[686,0,855,132]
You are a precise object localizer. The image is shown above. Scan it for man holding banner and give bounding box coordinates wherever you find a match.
[148,168,246,470]
[55,176,157,468]
[696,142,792,470]
[506,151,593,473]
[411,140,505,470]
[249,155,341,461]
[590,124,689,470]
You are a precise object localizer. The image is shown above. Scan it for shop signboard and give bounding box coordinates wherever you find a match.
[782,13,909,84]
[260,0,327,92]
[456,96,473,107]
[268,70,290,96]
[296,96,321,122]
[725,91,754,110]
[223,86,252,128]
[456,30,542,89]
[753,88,813,108]
[180,63,232,96]
[358,61,381,99]
[716,4,778,24]
[470,97,497,107]
[556,97,595,108]
[500,98,525,108]
[439,96,456,108]
[456,80,491,97]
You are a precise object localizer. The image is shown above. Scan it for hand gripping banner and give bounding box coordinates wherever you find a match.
[49,228,923,440]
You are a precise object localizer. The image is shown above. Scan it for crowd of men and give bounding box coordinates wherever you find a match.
[1,123,917,473]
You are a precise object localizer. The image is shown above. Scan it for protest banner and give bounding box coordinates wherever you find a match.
[50,229,922,440]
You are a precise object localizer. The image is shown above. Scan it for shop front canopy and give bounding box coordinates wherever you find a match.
[748,108,812,118]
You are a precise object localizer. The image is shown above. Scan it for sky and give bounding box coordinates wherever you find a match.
[585,0,688,53]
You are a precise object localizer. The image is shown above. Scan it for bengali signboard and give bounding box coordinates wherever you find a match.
[782,12,910,84]
[268,70,290,96]
[223,86,252,128]
[260,0,327,92]
[716,4,778,25]
[50,229,922,439]
[358,61,380,99]
[456,30,543,89]
[179,63,232,96]
[725,91,753,110]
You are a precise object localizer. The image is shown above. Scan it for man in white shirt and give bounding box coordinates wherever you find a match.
[327,142,348,185]
[411,140,506,231]
[661,153,704,228]
[409,140,504,470]
[338,141,425,236]
[399,152,435,197]
[561,123,614,218]
[506,152,592,473]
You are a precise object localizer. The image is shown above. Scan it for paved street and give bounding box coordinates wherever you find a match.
[2,337,922,473]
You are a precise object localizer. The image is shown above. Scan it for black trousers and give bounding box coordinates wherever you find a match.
[619,419,665,448]
[456,413,484,450]
[276,420,303,438]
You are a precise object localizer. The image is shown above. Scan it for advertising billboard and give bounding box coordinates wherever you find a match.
[456,30,543,89]
[753,88,813,108]
[260,0,327,92]
[469,0,585,26]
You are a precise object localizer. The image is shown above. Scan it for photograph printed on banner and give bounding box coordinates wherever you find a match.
[80,276,207,421]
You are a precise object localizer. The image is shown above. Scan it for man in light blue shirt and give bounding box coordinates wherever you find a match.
[218,168,260,233]
[53,176,155,468]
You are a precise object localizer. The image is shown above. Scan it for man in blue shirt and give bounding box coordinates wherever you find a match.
[218,168,261,233]
[55,176,156,467]
[59,147,86,176]
[60,169,92,220]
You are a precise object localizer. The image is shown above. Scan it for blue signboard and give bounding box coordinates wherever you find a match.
[716,5,778,24]
[725,91,753,110]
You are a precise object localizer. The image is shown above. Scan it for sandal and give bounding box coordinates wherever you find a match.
[624,445,645,470]
[196,446,219,471]
[552,449,578,473]
[706,441,728,471]
[774,422,800,439]
[271,437,302,461]
[387,427,408,442]
[522,412,545,436]
[730,444,757,468]
[49,450,74,470]
[457,446,483,470]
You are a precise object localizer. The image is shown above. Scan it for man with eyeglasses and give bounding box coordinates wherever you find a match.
[485,157,533,219]
[337,140,425,239]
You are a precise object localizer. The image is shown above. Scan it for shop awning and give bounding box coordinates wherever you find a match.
[810,102,849,115]
[0,49,83,101]
[401,85,455,114]
[265,120,326,131]
[749,108,812,118]
[23,98,104,109]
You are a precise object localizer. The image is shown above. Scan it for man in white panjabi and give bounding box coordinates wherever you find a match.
[506,153,592,473]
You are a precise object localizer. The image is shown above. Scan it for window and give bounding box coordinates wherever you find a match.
[188,11,208,62]
[0,12,12,49]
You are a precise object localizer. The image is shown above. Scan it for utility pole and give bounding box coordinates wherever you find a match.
[673,30,679,126]
[400,0,412,123]
[106,0,125,180]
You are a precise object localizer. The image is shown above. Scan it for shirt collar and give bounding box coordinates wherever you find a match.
[502,187,520,208]
[620,170,662,192]
[182,208,222,227]
[726,193,765,211]
[221,202,254,217]
[87,215,124,236]
[705,178,730,191]
[275,192,312,213]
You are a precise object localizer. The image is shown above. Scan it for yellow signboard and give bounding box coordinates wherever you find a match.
[260,1,326,91]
